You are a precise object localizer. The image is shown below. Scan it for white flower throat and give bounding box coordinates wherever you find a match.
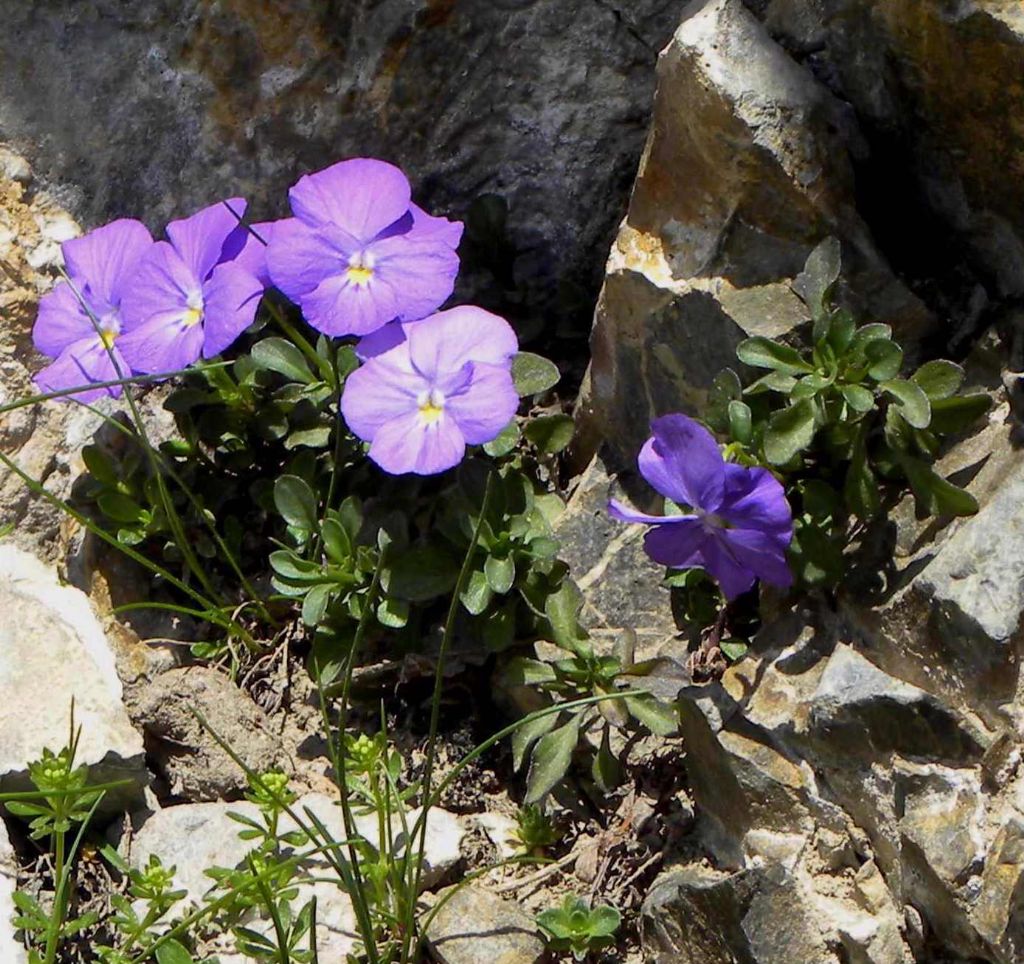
[346,250,375,287]
[417,388,445,425]
[182,291,204,328]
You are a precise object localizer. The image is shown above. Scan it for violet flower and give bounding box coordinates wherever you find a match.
[266,158,462,338]
[118,199,265,374]
[340,306,518,475]
[610,414,794,600]
[33,219,154,402]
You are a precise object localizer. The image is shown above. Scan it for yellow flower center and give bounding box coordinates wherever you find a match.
[99,329,117,349]
[418,389,446,425]
[345,251,375,288]
[183,306,203,328]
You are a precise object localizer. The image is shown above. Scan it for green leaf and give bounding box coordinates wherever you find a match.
[624,695,678,736]
[794,236,842,322]
[826,309,856,354]
[97,493,145,524]
[483,420,520,457]
[929,393,992,434]
[844,437,881,520]
[155,941,196,964]
[506,656,558,687]
[911,359,965,401]
[284,425,332,450]
[376,596,410,629]
[849,323,893,353]
[512,711,558,771]
[251,337,316,384]
[727,400,753,444]
[544,581,590,655]
[274,475,318,531]
[81,445,119,486]
[901,457,979,517]
[588,905,623,937]
[705,368,743,432]
[880,379,931,429]
[865,340,904,380]
[301,584,332,627]
[525,414,575,454]
[525,717,580,802]
[484,553,516,594]
[460,569,494,615]
[763,399,817,465]
[719,639,748,662]
[736,337,813,375]
[592,727,622,793]
[321,518,352,565]
[387,546,458,601]
[512,352,561,396]
[840,383,875,412]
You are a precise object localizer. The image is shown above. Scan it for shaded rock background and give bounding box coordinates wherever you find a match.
[0,0,684,340]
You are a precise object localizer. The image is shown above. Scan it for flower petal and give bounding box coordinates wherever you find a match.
[406,204,464,249]
[406,306,518,380]
[299,270,399,337]
[201,263,265,358]
[166,198,248,281]
[34,337,125,403]
[356,321,408,362]
[717,529,793,591]
[62,219,154,306]
[266,218,352,301]
[638,414,725,511]
[642,519,708,568]
[289,158,411,241]
[719,464,794,535]
[33,282,94,357]
[608,500,697,527]
[699,538,758,600]
[371,235,461,322]
[120,242,197,332]
[340,357,424,440]
[220,220,277,287]
[445,362,519,445]
[117,314,205,375]
[368,409,466,476]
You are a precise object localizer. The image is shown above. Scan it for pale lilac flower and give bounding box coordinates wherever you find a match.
[341,306,518,475]
[118,199,265,374]
[610,414,794,600]
[267,158,462,338]
[33,219,154,402]
[222,219,277,288]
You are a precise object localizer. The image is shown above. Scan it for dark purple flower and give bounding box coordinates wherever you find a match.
[266,158,462,338]
[341,306,518,476]
[117,199,265,374]
[610,414,794,600]
[33,219,154,402]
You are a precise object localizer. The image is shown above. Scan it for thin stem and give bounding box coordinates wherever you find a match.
[402,471,494,960]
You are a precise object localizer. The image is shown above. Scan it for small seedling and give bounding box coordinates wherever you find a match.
[537,895,621,961]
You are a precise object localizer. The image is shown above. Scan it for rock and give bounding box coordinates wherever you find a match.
[582,0,933,466]
[0,819,25,964]
[0,1,684,331]
[425,884,545,964]
[475,812,520,861]
[129,793,465,960]
[128,666,290,801]
[129,799,358,962]
[755,0,1024,304]
[293,792,465,888]
[0,546,146,809]
[553,454,681,658]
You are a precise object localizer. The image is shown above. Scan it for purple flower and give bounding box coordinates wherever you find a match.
[610,414,794,600]
[33,219,154,402]
[118,199,265,374]
[266,158,462,338]
[341,306,518,476]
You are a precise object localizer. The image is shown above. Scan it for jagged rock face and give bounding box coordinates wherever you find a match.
[582,0,1024,468]
[0,0,683,329]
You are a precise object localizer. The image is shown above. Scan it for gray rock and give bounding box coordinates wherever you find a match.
[128,666,290,801]
[0,546,146,809]
[0,0,684,329]
[808,645,982,762]
[0,819,26,964]
[582,0,933,466]
[425,884,545,964]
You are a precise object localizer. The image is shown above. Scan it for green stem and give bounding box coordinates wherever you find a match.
[265,300,335,384]
[402,472,494,961]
